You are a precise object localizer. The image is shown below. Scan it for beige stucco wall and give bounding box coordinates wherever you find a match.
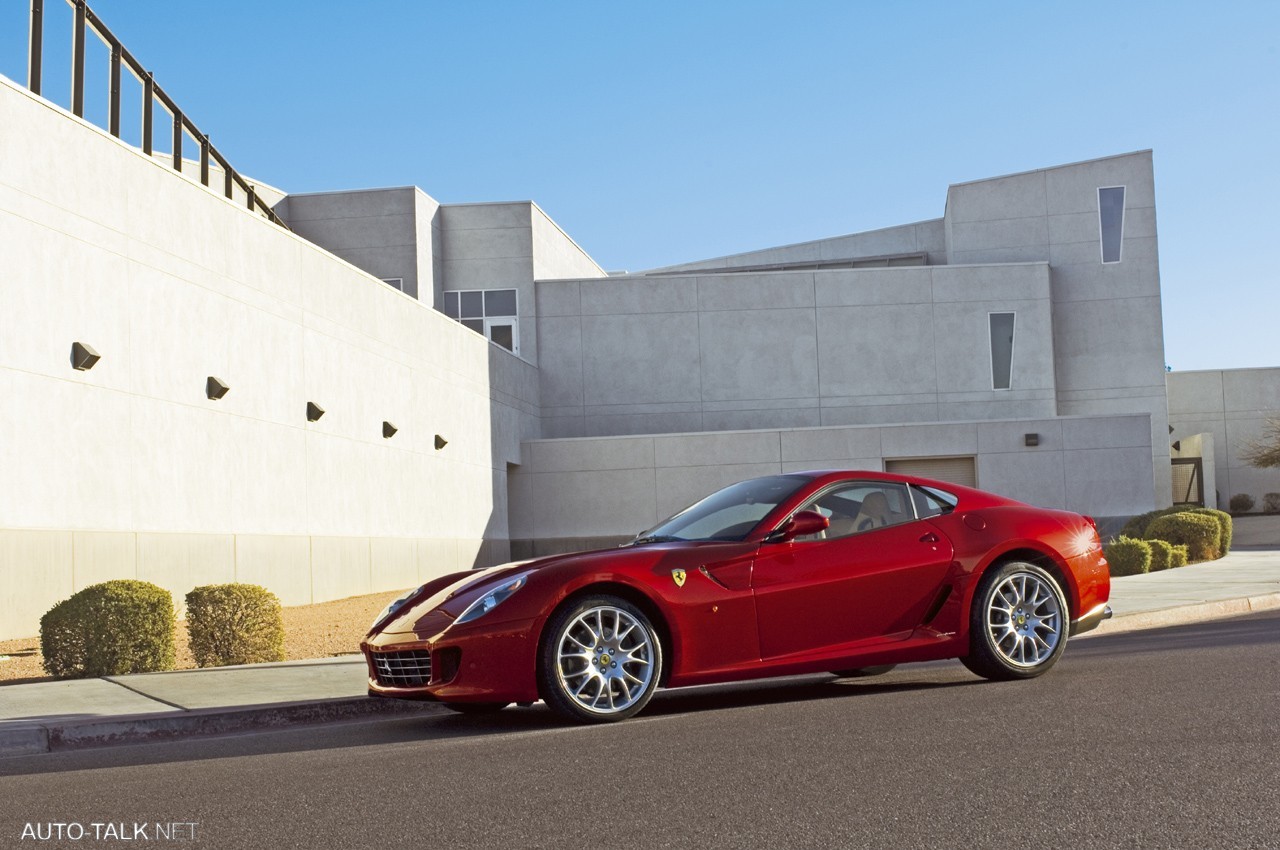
[0,77,537,639]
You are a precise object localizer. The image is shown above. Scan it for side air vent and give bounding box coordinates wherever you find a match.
[922,585,952,625]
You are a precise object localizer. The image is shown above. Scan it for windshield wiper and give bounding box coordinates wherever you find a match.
[628,534,683,546]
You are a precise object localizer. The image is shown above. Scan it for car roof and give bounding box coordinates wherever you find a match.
[782,469,1016,507]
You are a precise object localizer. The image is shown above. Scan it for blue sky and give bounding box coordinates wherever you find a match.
[2,0,1276,371]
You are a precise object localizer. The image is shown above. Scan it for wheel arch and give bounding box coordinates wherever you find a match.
[973,546,1079,622]
[535,581,676,688]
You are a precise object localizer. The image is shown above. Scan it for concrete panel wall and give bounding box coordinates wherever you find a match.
[509,414,1155,552]
[530,205,606,282]
[945,151,1171,506]
[278,187,427,300]
[1168,368,1280,509]
[0,78,535,639]
[536,263,1056,438]
[437,202,534,367]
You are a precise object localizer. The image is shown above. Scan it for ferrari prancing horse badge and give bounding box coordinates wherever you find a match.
[671,569,686,587]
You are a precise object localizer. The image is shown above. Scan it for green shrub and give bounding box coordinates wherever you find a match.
[1145,512,1221,563]
[1120,507,1181,539]
[1229,493,1255,513]
[1146,538,1175,572]
[1169,544,1189,569]
[40,580,176,678]
[1265,493,1280,513]
[185,583,285,668]
[1187,507,1232,556]
[1104,536,1151,577]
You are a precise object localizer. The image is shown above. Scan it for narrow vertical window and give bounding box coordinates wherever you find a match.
[1098,186,1125,263]
[989,312,1015,390]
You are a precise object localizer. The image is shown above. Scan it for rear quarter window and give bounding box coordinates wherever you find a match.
[911,485,958,518]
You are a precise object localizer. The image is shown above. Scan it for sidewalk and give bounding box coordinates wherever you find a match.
[3,546,1279,757]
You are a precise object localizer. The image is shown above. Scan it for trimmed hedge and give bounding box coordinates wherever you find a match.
[1187,507,1232,556]
[185,583,285,668]
[41,580,176,678]
[1229,493,1255,513]
[1120,507,1181,540]
[1169,544,1189,569]
[1265,493,1280,513]
[1147,538,1174,572]
[1105,536,1151,577]
[1145,512,1221,563]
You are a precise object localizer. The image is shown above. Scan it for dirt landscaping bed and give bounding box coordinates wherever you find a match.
[0,588,407,686]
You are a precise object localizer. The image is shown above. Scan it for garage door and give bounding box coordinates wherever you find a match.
[884,456,977,488]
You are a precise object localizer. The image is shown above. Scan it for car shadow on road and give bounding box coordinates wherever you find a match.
[0,671,979,778]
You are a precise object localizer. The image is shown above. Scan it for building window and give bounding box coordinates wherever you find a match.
[441,288,519,355]
[381,278,404,292]
[989,312,1015,390]
[1098,186,1125,263]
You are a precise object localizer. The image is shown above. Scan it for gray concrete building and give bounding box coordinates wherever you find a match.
[2,62,1277,639]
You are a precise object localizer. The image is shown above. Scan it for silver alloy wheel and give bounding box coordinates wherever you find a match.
[986,572,1063,667]
[555,605,655,715]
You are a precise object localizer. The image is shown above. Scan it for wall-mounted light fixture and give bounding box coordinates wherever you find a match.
[1024,433,1040,447]
[434,434,448,450]
[383,421,398,439]
[206,376,230,400]
[71,341,101,371]
[307,401,325,422]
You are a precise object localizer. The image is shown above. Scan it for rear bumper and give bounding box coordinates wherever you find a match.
[1069,602,1113,637]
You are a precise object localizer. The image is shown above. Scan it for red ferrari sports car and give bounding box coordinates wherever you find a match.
[363,470,1111,722]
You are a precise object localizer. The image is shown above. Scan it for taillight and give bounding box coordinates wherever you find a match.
[1083,515,1097,530]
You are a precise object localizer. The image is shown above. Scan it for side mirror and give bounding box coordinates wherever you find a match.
[770,510,829,543]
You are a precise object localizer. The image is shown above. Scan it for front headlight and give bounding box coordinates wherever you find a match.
[455,572,531,624]
[371,586,422,630]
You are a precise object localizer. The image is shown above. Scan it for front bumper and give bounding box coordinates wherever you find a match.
[1069,602,1113,637]
[362,616,542,704]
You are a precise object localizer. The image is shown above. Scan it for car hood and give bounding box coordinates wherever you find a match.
[376,540,728,634]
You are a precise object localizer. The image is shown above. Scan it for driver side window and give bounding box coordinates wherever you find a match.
[793,481,915,542]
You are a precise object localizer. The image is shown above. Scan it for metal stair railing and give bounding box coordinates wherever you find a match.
[23,0,289,229]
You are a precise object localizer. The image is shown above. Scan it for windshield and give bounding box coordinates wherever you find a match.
[635,475,812,543]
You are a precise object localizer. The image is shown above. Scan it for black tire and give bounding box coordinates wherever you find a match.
[961,561,1069,681]
[442,702,509,715]
[831,665,897,678]
[538,595,663,723]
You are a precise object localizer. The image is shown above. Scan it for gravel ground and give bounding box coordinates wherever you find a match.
[0,588,407,686]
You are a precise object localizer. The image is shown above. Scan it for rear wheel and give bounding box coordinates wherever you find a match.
[831,665,897,678]
[962,561,1068,681]
[538,595,662,723]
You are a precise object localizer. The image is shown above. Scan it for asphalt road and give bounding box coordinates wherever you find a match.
[2,612,1278,850]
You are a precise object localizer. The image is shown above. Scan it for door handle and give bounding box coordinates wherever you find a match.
[920,532,940,543]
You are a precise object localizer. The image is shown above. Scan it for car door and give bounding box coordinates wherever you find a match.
[751,480,955,660]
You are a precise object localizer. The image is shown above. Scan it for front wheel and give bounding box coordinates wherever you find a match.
[961,562,1068,681]
[538,596,663,723]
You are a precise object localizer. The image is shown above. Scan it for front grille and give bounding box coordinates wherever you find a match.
[371,649,432,687]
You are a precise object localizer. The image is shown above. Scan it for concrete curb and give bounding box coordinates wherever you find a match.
[0,696,448,758]
[1081,592,1280,638]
